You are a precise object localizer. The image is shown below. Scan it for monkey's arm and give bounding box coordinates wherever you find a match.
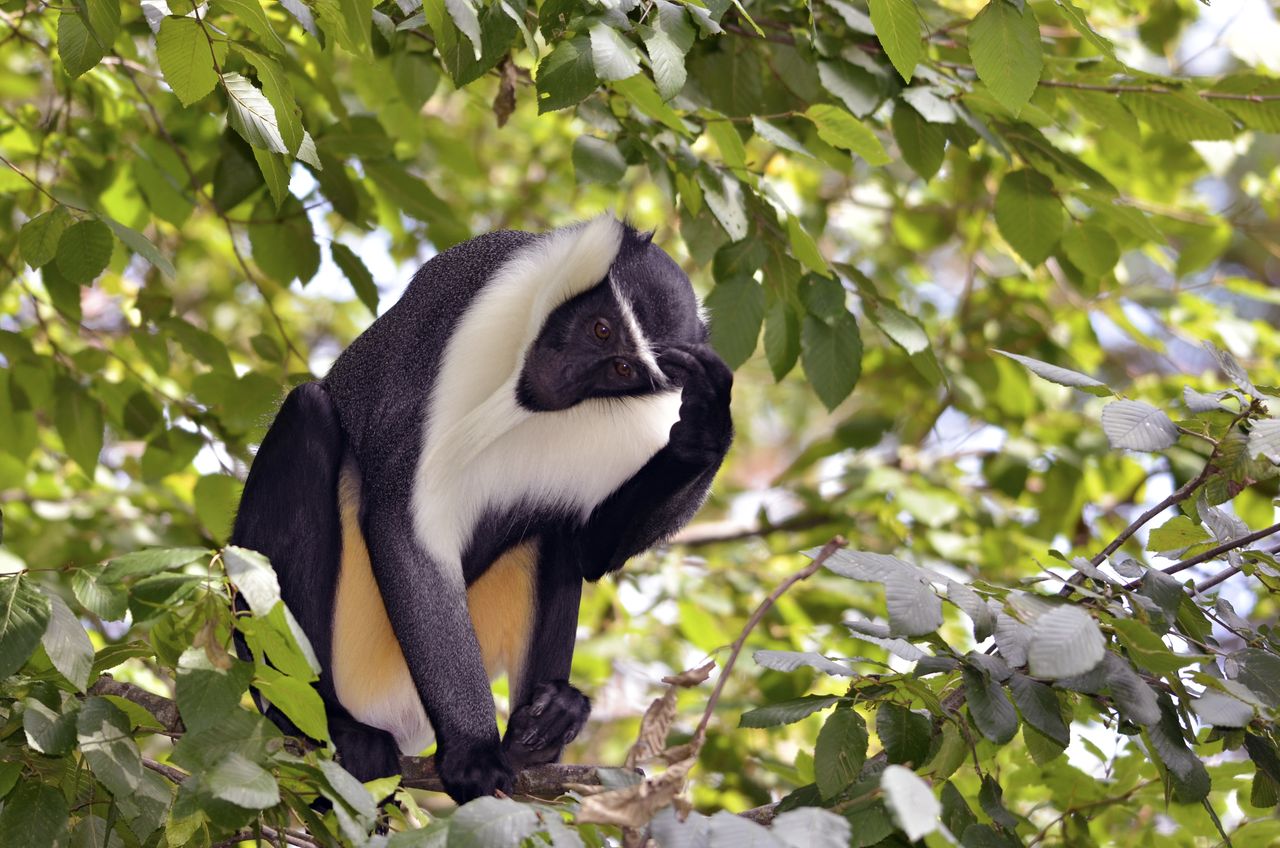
[359,487,513,802]
[576,344,733,580]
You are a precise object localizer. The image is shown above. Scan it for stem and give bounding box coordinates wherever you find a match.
[1192,564,1242,595]
[693,536,847,743]
[1159,521,1280,578]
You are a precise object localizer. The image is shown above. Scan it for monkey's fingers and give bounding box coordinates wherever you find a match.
[504,681,591,769]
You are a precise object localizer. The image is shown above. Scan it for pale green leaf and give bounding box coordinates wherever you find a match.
[970,0,1043,116]
[994,168,1063,265]
[805,104,890,164]
[157,16,226,107]
[868,0,922,82]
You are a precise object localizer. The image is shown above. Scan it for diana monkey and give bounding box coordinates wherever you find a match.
[230,217,734,804]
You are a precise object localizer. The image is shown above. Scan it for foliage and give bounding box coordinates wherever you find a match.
[2,0,1280,844]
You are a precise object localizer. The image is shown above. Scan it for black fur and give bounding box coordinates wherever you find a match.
[231,222,732,804]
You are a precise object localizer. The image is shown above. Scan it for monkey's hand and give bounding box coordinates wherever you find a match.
[659,344,734,468]
[435,740,515,803]
[503,680,591,769]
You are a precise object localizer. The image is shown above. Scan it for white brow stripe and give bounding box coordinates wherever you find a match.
[612,277,664,383]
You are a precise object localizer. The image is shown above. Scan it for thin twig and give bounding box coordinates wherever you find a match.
[693,536,847,743]
[1192,564,1243,595]
[142,757,189,785]
[1157,520,1280,579]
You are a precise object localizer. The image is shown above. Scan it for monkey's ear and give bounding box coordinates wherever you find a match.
[638,229,655,244]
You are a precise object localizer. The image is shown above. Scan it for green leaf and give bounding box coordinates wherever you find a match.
[801,313,862,411]
[1211,75,1280,132]
[815,709,868,799]
[194,474,244,542]
[993,349,1108,393]
[1007,673,1068,746]
[55,218,114,284]
[764,300,800,381]
[891,103,945,179]
[536,36,597,113]
[969,0,1043,116]
[876,702,931,766]
[23,696,80,756]
[868,0,922,82]
[805,104,891,165]
[213,0,287,53]
[881,765,942,842]
[962,666,1019,743]
[224,72,288,154]
[1121,90,1237,141]
[55,377,104,478]
[1146,515,1210,553]
[740,695,843,728]
[1027,605,1106,679]
[752,117,814,158]
[817,59,881,118]
[1053,0,1115,57]
[207,752,281,809]
[1146,694,1210,802]
[572,135,628,184]
[238,47,303,156]
[1233,649,1280,708]
[868,299,930,356]
[0,781,69,848]
[1061,223,1119,277]
[364,160,469,248]
[254,665,330,741]
[247,196,320,284]
[102,216,177,278]
[444,0,483,60]
[58,11,105,78]
[706,119,747,171]
[78,696,144,797]
[994,168,1063,266]
[705,277,764,369]
[330,242,379,315]
[1100,400,1178,451]
[786,214,828,276]
[252,148,290,209]
[176,648,254,733]
[101,547,207,582]
[699,171,749,241]
[589,23,641,81]
[157,16,227,107]
[41,591,94,691]
[447,797,540,846]
[614,74,691,136]
[643,1,694,100]
[19,208,72,269]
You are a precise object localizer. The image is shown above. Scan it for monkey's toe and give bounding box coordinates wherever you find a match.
[504,680,591,769]
[437,743,515,804]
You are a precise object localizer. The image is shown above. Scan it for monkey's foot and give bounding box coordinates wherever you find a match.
[437,742,515,804]
[504,680,591,769]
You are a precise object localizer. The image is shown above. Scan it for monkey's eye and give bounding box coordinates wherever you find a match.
[613,359,633,379]
[593,320,611,341]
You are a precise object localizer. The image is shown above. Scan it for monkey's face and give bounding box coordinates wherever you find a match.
[516,235,707,412]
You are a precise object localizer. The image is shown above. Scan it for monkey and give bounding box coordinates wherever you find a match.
[229,216,733,804]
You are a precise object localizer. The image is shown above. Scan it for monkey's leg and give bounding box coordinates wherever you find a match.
[230,382,399,781]
[502,542,590,769]
[360,484,513,803]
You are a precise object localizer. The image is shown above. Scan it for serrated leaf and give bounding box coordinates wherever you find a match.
[1248,419,1280,463]
[705,277,763,369]
[0,576,51,680]
[802,313,862,411]
[963,666,1019,743]
[817,59,881,118]
[786,214,828,276]
[876,702,931,766]
[805,104,890,164]
[754,650,854,677]
[444,0,482,60]
[771,808,852,848]
[58,11,105,78]
[535,36,596,113]
[78,697,144,796]
[448,797,540,846]
[214,0,287,52]
[1027,605,1105,679]
[329,242,378,315]
[224,72,288,154]
[102,216,176,278]
[0,781,69,848]
[881,765,940,841]
[739,695,843,728]
[994,169,1063,266]
[969,0,1043,116]
[157,16,226,107]
[54,378,104,477]
[237,47,302,155]
[947,580,995,640]
[699,171,749,241]
[751,117,813,158]
[764,299,800,381]
[1054,0,1115,58]
[1100,399,1178,451]
[223,546,281,616]
[41,592,93,691]
[19,208,72,268]
[1146,515,1210,553]
[1183,386,1228,413]
[1008,673,1068,746]
[572,135,628,184]
[23,697,80,756]
[254,666,330,741]
[868,0,921,82]
[1122,90,1237,141]
[101,547,207,582]
[1192,689,1254,728]
[1062,223,1119,277]
[207,752,280,809]
[884,568,943,637]
[56,218,114,284]
[1147,694,1210,802]
[589,23,641,81]
[815,709,868,799]
[994,349,1108,393]
[891,103,945,179]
